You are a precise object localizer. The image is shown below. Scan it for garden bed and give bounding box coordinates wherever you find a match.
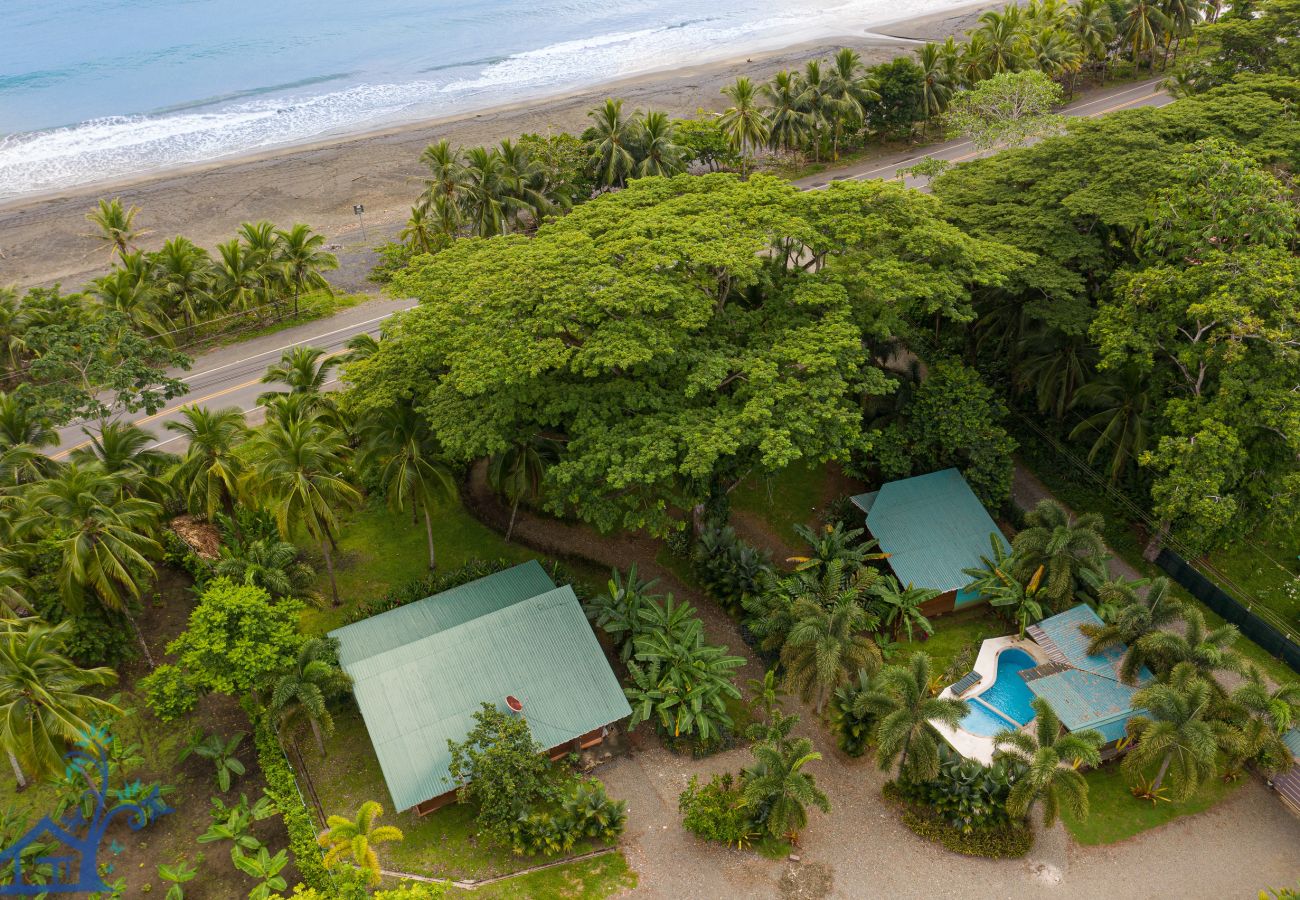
[881,782,1032,859]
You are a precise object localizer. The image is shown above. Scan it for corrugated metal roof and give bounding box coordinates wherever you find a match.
[330,569,630,812]
[849,491,879,514]
[1284,727,1300,760]
[1025,605,1150,739]
[329,559,556,668]
[863,469,1008,592]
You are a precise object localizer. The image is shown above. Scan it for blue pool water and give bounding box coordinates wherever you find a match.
[958,648,1038,737]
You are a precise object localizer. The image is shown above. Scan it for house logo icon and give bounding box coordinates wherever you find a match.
[0,728,171,895]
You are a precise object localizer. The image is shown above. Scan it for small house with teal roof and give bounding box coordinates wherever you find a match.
[850,468,1009,617]
[329,560,631,815]
[1270,727,1300,814]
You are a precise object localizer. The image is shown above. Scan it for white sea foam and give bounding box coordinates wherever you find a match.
[0,0,957,198]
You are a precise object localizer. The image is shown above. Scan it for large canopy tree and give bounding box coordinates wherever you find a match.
[347,174,1018,535]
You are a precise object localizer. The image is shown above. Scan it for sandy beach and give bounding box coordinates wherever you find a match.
[0,0,1004,291]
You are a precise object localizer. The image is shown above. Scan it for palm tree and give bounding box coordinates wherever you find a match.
[151,236,213,338]
[718,78,770,175]
[317,800,403,887]
[915,43,953,119]
[1122,0,1171,71]
[800,60,832,159]
[271,638,351,757]
[18,464,162,661]
[787,521,885,578]
[584,99,638,189]
[871,576,939,642]
[1027,27,1084,90]
[215,538,315,602]
[976,7,1029,74]
[866,652,968,782]
[89,265,173,341]
[360,405,456,569]
[0,287,32,373]
[1079,576,1182,681]
[166,405,248,536]
[1069,367,1153,485]
[212,239,267,316]
[340,333,380,367]
[419,139,469,211]
[258,346,337,404]
[1131,607,1244,691]
[1125,663,1222,799]
[760,70,811,152]
[1068,0,1116,83]
[274,225,337,317]
[994,696,1103,826]
[85,198,149,261]
[632,111,688,178]
[1219,667,1300,777]
[248,417,360,605]
[822,48,879,158]
[781,595,881,713]
[0,620,120,785]
[486,437,556,542]
[70,421,173,502]
[459,146,513,237]
[1010,499,1108,606]
[496,139,555,229]
[0,391,58,486]
[742,734,830,843]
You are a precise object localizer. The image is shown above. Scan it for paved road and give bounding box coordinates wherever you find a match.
[51,297,418,458]
[54,79,1170,457]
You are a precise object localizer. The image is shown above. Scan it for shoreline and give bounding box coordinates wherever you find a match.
[0,0,1005,290]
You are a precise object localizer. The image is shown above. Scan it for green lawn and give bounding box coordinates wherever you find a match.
[455,851,636,898]
[1061,759,1245,845]
[897,607,1005,676]
[1206,522,1300,626]
[294,709,614,882]
[729,460,829,543]
[302,498,538,633]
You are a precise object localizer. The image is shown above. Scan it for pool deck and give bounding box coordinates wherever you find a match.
[932,635,1050,765]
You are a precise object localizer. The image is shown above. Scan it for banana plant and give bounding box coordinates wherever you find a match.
[180,731,247,792]
[231,846,289,900]
[198,805,261,852]
[158,859,198,900]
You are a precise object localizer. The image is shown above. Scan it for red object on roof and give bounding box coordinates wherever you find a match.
[506,695,523,713]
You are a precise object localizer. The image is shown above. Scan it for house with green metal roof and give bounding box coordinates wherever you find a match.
[329,561,631,815]
[850,468,1009,617]
[1270,727,1300,814]
[1024,604,1151,746]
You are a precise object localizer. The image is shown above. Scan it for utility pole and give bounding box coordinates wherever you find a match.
[353,203,366,244]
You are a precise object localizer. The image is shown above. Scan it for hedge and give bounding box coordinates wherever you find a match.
[882,782,1032,859]
[253,712,334,892]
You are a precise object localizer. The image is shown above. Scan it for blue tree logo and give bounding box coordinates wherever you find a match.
[0,728,171,895]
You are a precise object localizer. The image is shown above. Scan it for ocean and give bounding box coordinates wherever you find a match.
[0,0,955,199]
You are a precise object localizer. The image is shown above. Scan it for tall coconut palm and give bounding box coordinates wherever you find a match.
[248,417,360,605]
[1079,576,1182,681]
[0,287,32,373]
[781,595,881,714]
[0,620,120,786]
[69,421,173,502]
[89,266,173,341]
[0,392,58,487]
[871,576,939,643]
[822,48,879,158]
[151,236,214,337]
[215,538,315,602]
[584,99,638,189]
[1027,27,1084,84]
[18,464,162,661]
[496,139,556,228]
[360,405,456,569]
[459,146,512,237]
[1130,607,1244,691]
[85,198,149,261]
[742,734,830,843]
[1010,499,1108,606]
[258,346,337,404]
[317,800,403,887]
[866,652,968,782]
[1122,0,1170,71]
[718,78,770,175]
[419,139,469,211]
[274,225,337,317]
[1068,0,1116,82]
[212,239,267,316]
[632,111,688,178]
[800,60,833,159]
[915,43,953,119]
[166,405,248,535]
[994,696,1103,826]
[270,637,351,757]
[760,70,811,152]
[1125,662,1222,799]
[486,437,557,542]
[1069,367,1153,484]
[976,7,1030,74]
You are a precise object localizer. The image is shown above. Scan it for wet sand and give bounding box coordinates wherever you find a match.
[0,0,1004,290]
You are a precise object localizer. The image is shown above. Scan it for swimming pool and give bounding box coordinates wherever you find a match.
[958,648,1039,736]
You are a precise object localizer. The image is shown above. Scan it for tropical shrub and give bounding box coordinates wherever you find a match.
[884,781,1033,858]
[180,730,247,792]
[896,745,1017,832]
[678,773,757,848]
[828,668,877,757]
[252,714,332,892]
[511,780,627,856]
[584,564,661,663]
[140,665,201,723]
[693,524,770,614]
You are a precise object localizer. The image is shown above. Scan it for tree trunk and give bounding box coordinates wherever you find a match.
[423,506,437,570]
[321,539,341,606]
[1152,750,1173,792]
[8,750,27,791]
[506,496,520,543]
[293,284,301,318]
[128,610,155,669]
[310,717,326,758]
[224,494,243,544]
[324,520,339,553]
[1142,522,1169,563]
